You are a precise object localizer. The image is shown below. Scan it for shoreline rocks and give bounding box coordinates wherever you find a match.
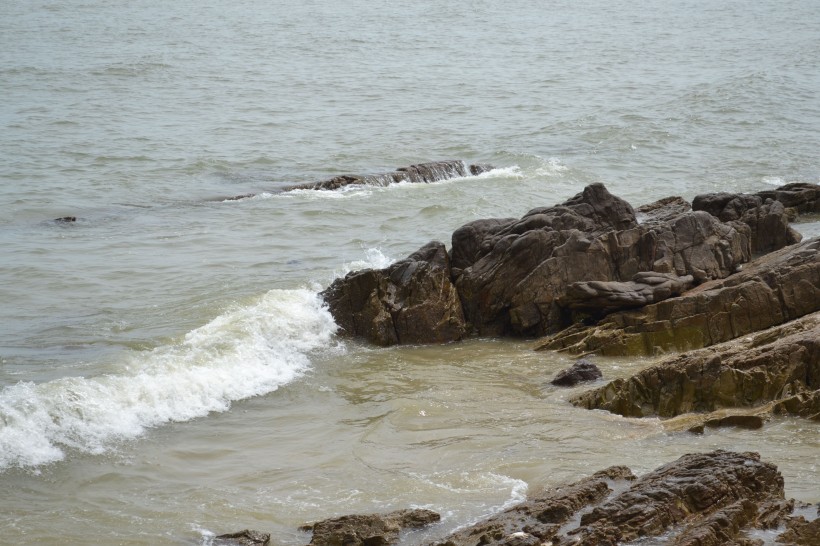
[569,311,820,419]
[217,452,818,546]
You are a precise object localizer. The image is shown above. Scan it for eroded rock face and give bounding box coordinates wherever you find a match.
[692,192,801,254]
[432,451,797,546]
[538,238,820,356]
[454,184,749,337]
[569,311,820,418]
[305,509,441,546]
[321,241,466,346]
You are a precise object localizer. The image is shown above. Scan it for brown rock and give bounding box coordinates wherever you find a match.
[538,237,820,356]
[432,451,789,546]
[570,311,820,418]
[757,182,820,214]
[550,359,602,387]
[321,241,466,346]
[635,195,692,223]
[776,516,820,545]
[431,466,635,546]
[455,184,749,337]
[287,161,491,192]
[692,192,801,254]
[306,509,440,546]
[214,529,270,545]
[559,271,694,316]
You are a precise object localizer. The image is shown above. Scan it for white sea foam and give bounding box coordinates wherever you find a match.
[335,247,395,278]
[762,176,785,186]
[0,289,337,471]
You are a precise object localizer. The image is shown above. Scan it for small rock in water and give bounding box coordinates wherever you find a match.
[550,359,602,387]
[304,508,440,546]
[214,529,270,546]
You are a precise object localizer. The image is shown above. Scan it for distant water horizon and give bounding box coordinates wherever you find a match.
[1,0,818,543]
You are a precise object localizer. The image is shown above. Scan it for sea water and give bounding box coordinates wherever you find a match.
[1,0,819,543]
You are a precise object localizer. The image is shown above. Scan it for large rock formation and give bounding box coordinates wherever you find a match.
[453,184,749,336]
[432,450,811,546]
[321,241,466,346]
[537,237,820,356]
[322,182,820,347]
[569,311,820,418]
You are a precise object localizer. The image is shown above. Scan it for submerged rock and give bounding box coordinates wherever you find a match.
[432,450,803,546]
[304,508,440,546]
[288,160,492,191]
[223,160,493,200]
[549,358,602,387]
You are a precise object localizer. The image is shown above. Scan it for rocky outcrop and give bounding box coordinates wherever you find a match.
[549,359,602,387]
[538,237,820,356]
[756,182,820,214]
[569,311,820,418]
[454,184,749,337]
[432,450,807,546]
[431,465,636,546]
[321,241,466,346]
[692,192,801,254]
[322,183,819,347]
[224,161,493,200]
[303,509,441,546]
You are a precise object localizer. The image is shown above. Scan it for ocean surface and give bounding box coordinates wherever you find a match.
[1,0,819,543]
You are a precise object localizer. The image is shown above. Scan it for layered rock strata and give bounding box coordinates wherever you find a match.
[537,237,820,356]
[326,183,761,344]
[432,450,810,546]
[569,311,820,419]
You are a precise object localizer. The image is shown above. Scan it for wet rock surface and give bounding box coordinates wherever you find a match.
[321,241,466,346]
[453,184,751,337]
[549,358,602,387]
[538,237,820,357]
[431,451,812,546]
[223,160,492,199]
[569,311,820,418]
[326,183,762,344]
[303,509,441,546]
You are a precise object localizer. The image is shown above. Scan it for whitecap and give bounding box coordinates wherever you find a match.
[0,289,337,471]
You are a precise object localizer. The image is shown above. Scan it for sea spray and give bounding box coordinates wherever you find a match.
[0,289,337,470]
